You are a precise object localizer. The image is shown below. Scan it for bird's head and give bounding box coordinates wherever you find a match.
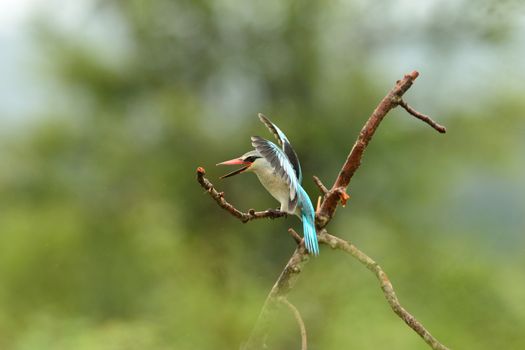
[217,150,262,179]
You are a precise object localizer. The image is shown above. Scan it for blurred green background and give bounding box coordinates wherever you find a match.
[1,1,524,349]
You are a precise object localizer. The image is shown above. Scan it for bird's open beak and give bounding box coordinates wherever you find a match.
[216,158,251,179]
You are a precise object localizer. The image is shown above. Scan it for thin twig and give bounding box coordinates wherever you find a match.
[197,167,287,222]
[398,99,446,133]
[312,176,329,196]
[316,196,321,212]
[243,247,309,350]
[318,232,450,350]
[281,298,307,350]
[288,228,303,245]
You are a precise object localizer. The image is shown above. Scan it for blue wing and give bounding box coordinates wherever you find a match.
[258,114,302,183]
[251,136,299,211]
[253,117,320,255]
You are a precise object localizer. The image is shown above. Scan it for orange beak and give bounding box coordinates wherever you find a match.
[216,158,252,179]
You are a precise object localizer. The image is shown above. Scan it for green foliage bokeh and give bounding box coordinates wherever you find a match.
[1,1,524,349]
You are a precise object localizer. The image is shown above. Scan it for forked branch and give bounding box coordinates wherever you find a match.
[196,71,450,350]
[398,99,447,133]
[196,171,450,350]
[319,232,449,350]
[316,71,444,228]
[197,167,287,222]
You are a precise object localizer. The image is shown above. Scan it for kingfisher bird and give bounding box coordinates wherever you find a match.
[217,114,319,255]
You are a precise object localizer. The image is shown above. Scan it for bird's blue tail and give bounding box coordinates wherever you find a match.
[297,186,319,256]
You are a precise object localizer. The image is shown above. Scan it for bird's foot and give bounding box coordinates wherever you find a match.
[277,207,288,217]
[268,208,286,218]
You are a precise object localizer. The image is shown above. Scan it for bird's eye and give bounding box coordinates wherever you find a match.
[245,156,259,163]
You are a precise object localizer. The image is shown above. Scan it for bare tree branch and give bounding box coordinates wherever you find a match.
[316,71,445,228]
[398,99,447,133]
[242,246,309,350]
[197,167,287,222]
[288,228,303,245]
[318,232,450,350]
[281,298,307,350]
[197,71,450,350]
[239,231,451,350]
[312,176,329,196]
